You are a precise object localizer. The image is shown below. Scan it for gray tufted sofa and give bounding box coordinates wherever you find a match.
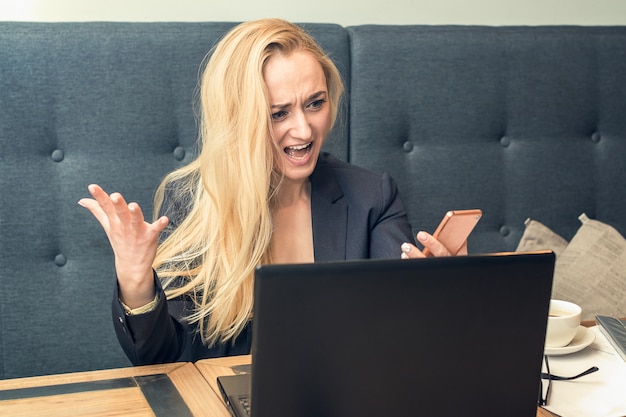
[1,22,625,379]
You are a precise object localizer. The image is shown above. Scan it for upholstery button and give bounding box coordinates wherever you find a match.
[54,254,67,266]
[402,141,414,152]
[499,226,510,237]
[591,132,601,143]
[173,146,186,161]
[51,149,64,162]
[499,136,510,147]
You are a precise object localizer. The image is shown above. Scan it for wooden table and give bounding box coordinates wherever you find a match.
[3,324,606,417]
[195,354,253,401]
[0,362,229,417]
[196,354,558,417]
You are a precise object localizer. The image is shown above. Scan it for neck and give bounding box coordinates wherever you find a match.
[276,178,311,206]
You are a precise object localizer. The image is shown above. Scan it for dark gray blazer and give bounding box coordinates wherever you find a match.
[112,153,415,365]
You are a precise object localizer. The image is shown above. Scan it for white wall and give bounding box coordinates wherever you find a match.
[2,0,626,26]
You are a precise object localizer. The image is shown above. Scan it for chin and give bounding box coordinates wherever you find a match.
[281,152,319,182]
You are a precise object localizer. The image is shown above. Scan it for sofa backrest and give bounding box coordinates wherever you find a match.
[1,22,626,379]
[0,22,350,379]
[347,25,626,253]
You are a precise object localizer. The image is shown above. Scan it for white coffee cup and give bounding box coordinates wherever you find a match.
[545,299,582,348]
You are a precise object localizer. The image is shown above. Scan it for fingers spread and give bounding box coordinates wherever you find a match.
[111,192,131,223]
[82,185,140,235]
[82,184,169,240]
[78,197,108,226]
[153,216,170,233]
[87,184,118,218]
[127,202,144,224]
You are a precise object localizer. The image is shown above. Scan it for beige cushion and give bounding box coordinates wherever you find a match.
[516,218,568,257]
[518,214,626,320]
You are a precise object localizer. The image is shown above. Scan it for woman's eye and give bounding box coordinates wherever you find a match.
[271,110,288,120]
[308,99,326,110]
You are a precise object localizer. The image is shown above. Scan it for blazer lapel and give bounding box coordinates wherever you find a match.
[310,154,348,261]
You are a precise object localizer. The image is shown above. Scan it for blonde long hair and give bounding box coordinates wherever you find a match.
[152,18,344,347]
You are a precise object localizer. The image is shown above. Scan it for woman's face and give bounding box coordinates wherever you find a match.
[263,49,331,183]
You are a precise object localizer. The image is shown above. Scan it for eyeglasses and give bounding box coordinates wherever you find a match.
[538,355,599,406]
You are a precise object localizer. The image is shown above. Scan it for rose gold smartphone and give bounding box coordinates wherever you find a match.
[423,209,482,256]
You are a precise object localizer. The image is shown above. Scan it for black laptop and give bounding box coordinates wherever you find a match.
[218,251,554,417]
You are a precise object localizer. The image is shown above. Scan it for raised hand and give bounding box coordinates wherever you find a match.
[78,184,169,308]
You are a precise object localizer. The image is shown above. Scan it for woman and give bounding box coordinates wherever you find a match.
[79,18,452,365]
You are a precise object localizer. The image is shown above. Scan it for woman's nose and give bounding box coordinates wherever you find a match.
[290,110,312,139]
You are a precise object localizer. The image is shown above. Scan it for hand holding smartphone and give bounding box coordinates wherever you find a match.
[422,209,482,256]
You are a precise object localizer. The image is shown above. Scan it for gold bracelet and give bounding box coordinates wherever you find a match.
[120,292,160,316]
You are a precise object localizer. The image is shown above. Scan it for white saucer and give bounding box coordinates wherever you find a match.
[544,326,596,356]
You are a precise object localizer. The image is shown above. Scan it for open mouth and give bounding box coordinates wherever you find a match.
[284,142,313,160]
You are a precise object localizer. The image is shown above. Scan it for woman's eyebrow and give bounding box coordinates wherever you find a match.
[308,91,327,101]
[271,102,290,111]
[270,91,328,110]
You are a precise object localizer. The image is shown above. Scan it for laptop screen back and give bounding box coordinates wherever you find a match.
[250,251,554,417]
